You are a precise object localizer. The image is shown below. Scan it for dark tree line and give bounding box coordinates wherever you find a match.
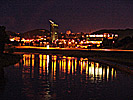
[0,26,9,53]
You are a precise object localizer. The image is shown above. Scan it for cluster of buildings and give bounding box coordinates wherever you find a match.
[9,20,119,49]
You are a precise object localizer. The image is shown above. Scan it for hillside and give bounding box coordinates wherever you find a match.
[20,29,50,39]
[6,31,19,37]
[93,29,133,40]
[115,36,133,49]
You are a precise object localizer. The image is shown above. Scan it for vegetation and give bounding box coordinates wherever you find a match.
[115,36,133,49]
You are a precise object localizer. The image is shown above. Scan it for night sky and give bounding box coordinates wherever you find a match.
[0,0,133,33]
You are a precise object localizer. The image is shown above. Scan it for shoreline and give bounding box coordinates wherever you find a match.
[0,53,21,68]
[0,53,21,82]
[10,47,133,75]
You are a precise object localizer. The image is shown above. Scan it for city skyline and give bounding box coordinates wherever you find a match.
[0,0,133,33]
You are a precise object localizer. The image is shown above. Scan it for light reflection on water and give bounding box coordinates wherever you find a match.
[20,54,117,83]
[12,53,118,100]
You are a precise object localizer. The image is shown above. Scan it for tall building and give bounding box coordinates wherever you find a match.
[49,20,58,42]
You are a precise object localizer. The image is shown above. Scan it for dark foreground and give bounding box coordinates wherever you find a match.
[0,53,21,100]
[0,53,21,80]
[0,53,21,67]
[0,53,133,100]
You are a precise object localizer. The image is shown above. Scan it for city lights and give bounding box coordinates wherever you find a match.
[8,19,119,49]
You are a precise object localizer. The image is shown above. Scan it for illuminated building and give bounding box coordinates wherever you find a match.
[85,32,118,48]
[49,20,58,42]
[66,30,71,35]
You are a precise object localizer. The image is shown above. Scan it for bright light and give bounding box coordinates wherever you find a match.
[81,41,83,44]
[113,41,115,43]
[89,34,103,37]
[68,42,71,44]
[115,34,118,37]
[10,38,14,41]
[21,38,25,41]
[47,45,49,49]
[72,39,74,43]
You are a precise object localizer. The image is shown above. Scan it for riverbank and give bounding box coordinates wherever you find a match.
[0,53,21,90]
[0,53,21,68]
[47,50,133,74]
[11,47,133,75]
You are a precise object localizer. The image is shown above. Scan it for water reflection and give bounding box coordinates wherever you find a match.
[14,53,117,100]
[20,54,116,82]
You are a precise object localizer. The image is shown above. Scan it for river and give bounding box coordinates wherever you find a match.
[1,53,133,100]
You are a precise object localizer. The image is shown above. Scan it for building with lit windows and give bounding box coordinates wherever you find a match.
[85,32,118,48]
[49,20,58,42]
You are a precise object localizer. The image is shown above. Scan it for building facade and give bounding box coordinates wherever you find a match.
[49,20,58,42]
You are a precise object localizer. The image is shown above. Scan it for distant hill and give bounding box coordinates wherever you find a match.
[20,29,50,39]
[92,29,133,40]
[6,31,19,37]
[115,36,133,50]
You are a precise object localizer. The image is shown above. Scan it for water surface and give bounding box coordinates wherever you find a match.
[1,53,133,100]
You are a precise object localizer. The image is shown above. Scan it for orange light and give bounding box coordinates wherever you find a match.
[10,38,14,41]
[81,41,83,44]
[72,39,74,43]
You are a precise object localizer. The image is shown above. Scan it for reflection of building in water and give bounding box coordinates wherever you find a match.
[19,54,117,83]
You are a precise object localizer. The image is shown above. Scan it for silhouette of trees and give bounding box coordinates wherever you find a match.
[115,36,133,49]
[0,26,9,53]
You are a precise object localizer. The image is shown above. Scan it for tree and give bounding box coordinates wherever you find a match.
[0,26,9,53]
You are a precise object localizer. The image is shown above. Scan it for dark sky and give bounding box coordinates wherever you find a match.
[0,0,133,33]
